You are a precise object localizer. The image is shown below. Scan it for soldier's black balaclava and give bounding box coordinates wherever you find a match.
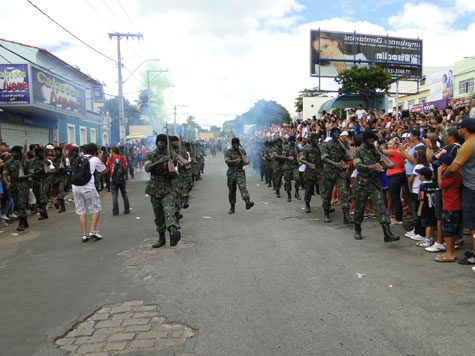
[231,137,240,150]
[170,136,179,150]
[55,147,62,158]
[310,133,319,146]
[36,147,45,160]
[330,127,340,141]
[276,138,283,147]
[288,136,296,145]
[362,131,378,148]
[156,134,167,151]
[11,146,22,160]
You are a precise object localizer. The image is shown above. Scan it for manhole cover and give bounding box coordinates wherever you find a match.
[55,301,197,355]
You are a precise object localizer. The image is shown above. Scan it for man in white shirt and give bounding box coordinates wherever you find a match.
[355,105,367,120]
[72,143,107,242]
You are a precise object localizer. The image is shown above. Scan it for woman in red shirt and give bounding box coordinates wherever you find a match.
[383,138,406,224]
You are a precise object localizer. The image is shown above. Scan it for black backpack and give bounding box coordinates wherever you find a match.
[71,156,91,186]
[111,156,126,185]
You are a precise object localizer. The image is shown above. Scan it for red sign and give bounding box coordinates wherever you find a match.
[410,105,422,113]
[449,96,471,109]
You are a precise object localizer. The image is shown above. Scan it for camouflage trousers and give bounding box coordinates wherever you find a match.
[304,170,321,203]
[353,179,390,225]
[284,167,299,193]
[264,161,272,183]
[11,181,28,218]
[227,170,250,204]
[192,162,200,179]
[272,166,283,190]
[172,176,184,213]
[32,180,49,211]
[183,169,193,197]
[321,171,350,210]
[53,177,67,202]
[151,193,178,233]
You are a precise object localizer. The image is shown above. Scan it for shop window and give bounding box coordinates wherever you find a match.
[67,124,76,144]
[419,97,426,105]
[459,78,474,95]
[408,100,415,109]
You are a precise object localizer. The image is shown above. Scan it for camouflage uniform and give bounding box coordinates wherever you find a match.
[271,144,285,191]
[4,158,29,218]
[283,142,300,194]
[352,146,391,225]
[30,158,50,215]
[320,139,350,210]
[300,144,322,203]
[224,147,250,204]
[145,149,179,234]
[52,155,68,208]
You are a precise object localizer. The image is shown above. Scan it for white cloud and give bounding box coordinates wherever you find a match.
[1,0,475,129]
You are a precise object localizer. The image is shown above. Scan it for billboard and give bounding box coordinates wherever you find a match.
[429,68,453,102]
[31,66,86,116]
[0,64,30,105]
[310,30,422,80]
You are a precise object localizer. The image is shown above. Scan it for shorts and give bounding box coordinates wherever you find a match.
[73,187,101,215]
[462,186,475,230]
[441,210,462,237]
[420,215,437,228]
[380,172,389,190]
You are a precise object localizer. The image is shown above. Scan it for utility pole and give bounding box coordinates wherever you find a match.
[146,69,169,91]
[173,105,187,136]
[108,32,143,143]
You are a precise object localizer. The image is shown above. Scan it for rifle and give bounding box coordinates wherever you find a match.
[230,129,249,165]
[18,136,27,178]
[374,143,395,169]
[165,123,178,177]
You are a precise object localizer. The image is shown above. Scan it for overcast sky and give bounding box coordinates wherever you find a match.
[1,0,474,128]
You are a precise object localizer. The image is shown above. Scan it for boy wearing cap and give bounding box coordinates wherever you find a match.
[434,153,462,262]
[443,117,475,265]
[415,167,438,248]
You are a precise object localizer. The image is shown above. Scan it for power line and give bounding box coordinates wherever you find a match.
[26,0,117,63]
[102,0,128,31]
[86,0,116,32]
[116,0,140,33]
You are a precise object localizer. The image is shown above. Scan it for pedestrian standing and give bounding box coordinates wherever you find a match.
[106,146,130,216]
[72,143,107,242]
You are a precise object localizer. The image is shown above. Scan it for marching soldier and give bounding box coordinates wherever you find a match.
[283,136,301,202]
[321,127,352,224]
[30,147,50,221]
[271,138,285,198]
[52,146,68,213]
[352,131,400,242]
[299,133,323,213]
[145,134,181,248]
[224,137,254,214]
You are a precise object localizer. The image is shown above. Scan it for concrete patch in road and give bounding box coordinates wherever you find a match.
[55,301,197,355]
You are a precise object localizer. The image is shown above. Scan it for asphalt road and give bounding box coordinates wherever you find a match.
[1,152,475,356]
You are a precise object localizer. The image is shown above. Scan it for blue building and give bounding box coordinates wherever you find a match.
[0,38,110,146]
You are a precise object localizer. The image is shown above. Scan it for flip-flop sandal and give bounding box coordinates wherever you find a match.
[434,254,456,263]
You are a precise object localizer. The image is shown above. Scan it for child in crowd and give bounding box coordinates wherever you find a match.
[415,167,438,248]
[406,149,433,241]
[434,153,463,262]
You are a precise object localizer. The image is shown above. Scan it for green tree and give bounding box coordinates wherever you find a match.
[102,97,141,143]
[335,66,392,110]
[294,87,327,113]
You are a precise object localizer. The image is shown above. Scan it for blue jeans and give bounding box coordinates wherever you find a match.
[1,187,14,215]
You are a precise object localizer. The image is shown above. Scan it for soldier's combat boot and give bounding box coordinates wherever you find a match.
[342,208,352,224]
[169,225,181,247]
[305,201,311,213]
[324,209,331,223]
[276,189,280,198]
[382,223,400,243]
[58,200,66,213]
[175,212,183,221]
[23,216,29,228]
[16,217,25,232]
[287,191,292,202]
[228,204,235,214]
[152,232,166,248]
[295,190,301,200]
[183,196,189,209]
[245,198,254,210]
[38,204,48,221]
[329,207,335,213]
[354,223,362,240]
[267,181,272,187]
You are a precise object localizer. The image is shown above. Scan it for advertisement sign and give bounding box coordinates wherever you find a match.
[310,30,422,80]
[410,105,422,113]
[93,85,104,102]
[0,64,30,105]
[422,98,448,113]
[31,66,85,116]
[429,68,453,102]
[449,96,471,109]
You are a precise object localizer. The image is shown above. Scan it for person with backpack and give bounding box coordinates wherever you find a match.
[106,146,130,216]
[71,143,107,242]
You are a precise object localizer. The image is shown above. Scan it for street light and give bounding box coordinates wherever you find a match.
[123,58,160,84]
